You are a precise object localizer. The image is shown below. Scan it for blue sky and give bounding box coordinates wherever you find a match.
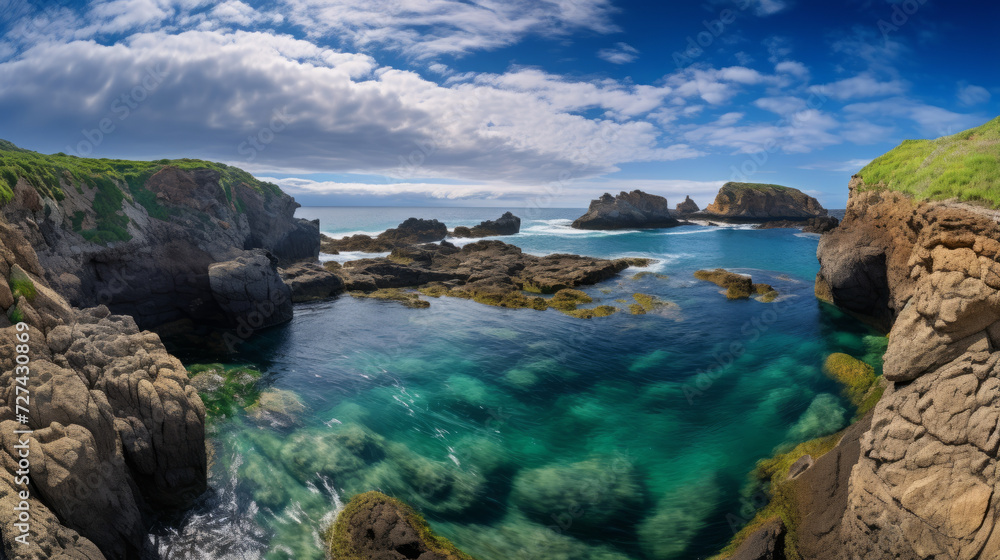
[0,0,997,208]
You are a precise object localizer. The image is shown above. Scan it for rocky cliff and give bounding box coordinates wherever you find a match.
[704,183,827,220]
[814,176,1000,559]
[0,143,318,330]
[572,190,679,230]
[0,219,206,560]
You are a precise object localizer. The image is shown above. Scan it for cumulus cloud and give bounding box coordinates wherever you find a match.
[684,108,841,154]
[844,98,985,137]
[597,42,639,64]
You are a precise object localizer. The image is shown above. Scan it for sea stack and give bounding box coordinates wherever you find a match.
[675,195,700,215]
[452,211,521,238]
[703,182,827,220]
[571,190,679,230]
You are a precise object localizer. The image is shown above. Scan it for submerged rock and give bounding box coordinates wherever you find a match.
[246,389,306,429]
[452,212,521,238]
[694,269,778,301]
[510,458,643,532]
[325,491,477,560]
[572,190,680,230]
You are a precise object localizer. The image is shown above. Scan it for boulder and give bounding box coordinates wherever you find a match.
[451,212,521,238]
[325,491,475,560]
[704,183,827,220]
[208,250,293,328]
[730,518,786,560]
[279,262,345,302]
[323,218,448,252]
[571,190,680,230]
[675,195,700,215]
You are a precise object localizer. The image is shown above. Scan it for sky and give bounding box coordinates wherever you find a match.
[0,0,997,208]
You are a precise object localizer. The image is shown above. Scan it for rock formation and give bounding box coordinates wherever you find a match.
[0,220,206,560]
[325,491,475,560]
[675,195,700,215]
[279,262,345,302]
[703,183,827,221]
[755,217,840,234]
[571,190,680,230]
[0,144,319,330]
[812,175,1000,559]
[321,218,447,253]
[451,211,521,238]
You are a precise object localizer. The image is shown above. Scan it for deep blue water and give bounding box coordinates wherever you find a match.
[153,207,881,560]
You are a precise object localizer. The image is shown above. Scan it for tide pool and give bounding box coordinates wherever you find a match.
[151,207,880,560]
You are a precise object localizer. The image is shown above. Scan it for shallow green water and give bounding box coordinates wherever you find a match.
[151,208,882,560]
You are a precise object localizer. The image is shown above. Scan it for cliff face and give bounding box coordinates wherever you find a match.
[816,176,1000,559]
[0,151,318,330]
[0,220,206,560]
[705,182,827,220]
[571,190,679,230]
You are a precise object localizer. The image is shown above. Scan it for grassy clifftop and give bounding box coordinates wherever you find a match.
[857,116,1000,206]
[0,140,284,243]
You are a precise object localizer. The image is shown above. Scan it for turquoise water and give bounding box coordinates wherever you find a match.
[151,207,881,560]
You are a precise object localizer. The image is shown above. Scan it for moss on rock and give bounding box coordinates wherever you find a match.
[823,353,877,407]
[325,491,477,560]
[186,363,263,418]
[350,288,430,308]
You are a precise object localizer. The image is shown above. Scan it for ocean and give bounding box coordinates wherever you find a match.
[151,206,880,560]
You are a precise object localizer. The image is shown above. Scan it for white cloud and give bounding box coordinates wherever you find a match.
[277,0,620,58]
[751,0,789,16]
[774,60,809,80]
[844,98,984,137]
[809,74,907,100]
[754,96,807,115]
[957,84,991,106]
[597,42,639,64]
[684,108,841,154]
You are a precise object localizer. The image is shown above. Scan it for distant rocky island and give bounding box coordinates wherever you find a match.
[571,190,680,229]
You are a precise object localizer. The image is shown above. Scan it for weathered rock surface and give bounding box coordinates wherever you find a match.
[572,190,680,230]
[704,183,827,221]
[730,518,786,560]
[451,211,521,238]
[755,216,840,234]
[208,250,293,327]
[325,491,475,560]
[814,175,1000,559]
[335,240,633,296]
[0,220,206,560]
[675,195,700,215]
[279,262,345,302]
[1,164,316,329]
[321,218,448,253]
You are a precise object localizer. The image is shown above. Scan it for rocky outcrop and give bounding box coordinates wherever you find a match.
[208,250,293,327]
[755,217,840,234]
[451,211,521,238]
[704,183,827,221]
[694,269,778,301]
[0,220,206,560]
[1,155,318,330]
[321,218,447,253]
[571,190,680,230]
[325,491,475,560]
[279,262,345,302]
[675,195,700,215]
[337,240,634,296]
[812,176,1000,559]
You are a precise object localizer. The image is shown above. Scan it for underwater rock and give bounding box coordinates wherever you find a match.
[510,457,643,532]
[246,389,306,429]
[638,475,723,559]
[282,424,386,483]
[822,353,877,406]
[325,491,476,560]
[785,393,846,442]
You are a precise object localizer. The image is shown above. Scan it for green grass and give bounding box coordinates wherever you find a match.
[0,139,285,242]
[857,116,1000,206]
[9,269,36,301]
[8,307,24,325]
